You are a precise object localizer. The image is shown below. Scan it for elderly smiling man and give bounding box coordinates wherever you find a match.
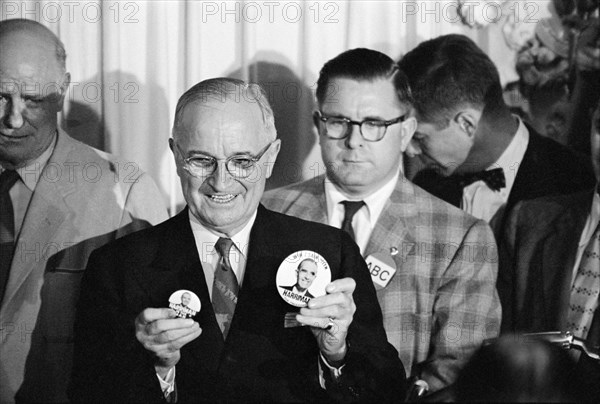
[70,78,405,402]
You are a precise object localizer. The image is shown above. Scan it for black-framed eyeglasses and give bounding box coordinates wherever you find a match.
[316,111,406,142]
[175,141,274,179]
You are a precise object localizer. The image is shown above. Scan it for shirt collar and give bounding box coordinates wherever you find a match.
[0,131,57,192]
[486,116,529,194]
[324,168,399,228]
[188,209,256,261]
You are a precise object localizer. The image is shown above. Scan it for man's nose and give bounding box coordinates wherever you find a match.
[2,98,25,129]
[345,123,364,149]
[209,161,235,188]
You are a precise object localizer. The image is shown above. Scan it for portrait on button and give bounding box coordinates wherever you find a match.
[276,250,331,308]
[169,290,201,318]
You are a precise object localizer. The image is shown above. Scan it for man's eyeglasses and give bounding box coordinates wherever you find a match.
[175,141,274,179]
[316,111,406,142]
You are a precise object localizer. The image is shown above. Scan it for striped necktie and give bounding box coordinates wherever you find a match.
[212,237,239,339]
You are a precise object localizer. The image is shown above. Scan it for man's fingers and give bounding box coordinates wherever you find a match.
[300,304,347,319]
[136,307,177,325]
[146,317,196,335]
[140,324,202,354]
[324,277,356,294]
[151,322,201,344]
[295,314,337,330]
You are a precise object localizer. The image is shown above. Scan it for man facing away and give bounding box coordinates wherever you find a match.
[70,78,406,402]
[0,19,167,403]
[263,48,501,393]
[399,34,595,237]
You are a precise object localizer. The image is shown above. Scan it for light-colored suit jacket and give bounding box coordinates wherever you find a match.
[263,175,501,392]
[0,130,168,403]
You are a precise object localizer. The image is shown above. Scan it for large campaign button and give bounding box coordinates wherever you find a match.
[276,250,332,308]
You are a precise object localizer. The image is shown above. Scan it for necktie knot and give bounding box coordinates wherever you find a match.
[454,167,506,191]
[341,200,365,240]
[0,170,19,194]
[215,237,233,269]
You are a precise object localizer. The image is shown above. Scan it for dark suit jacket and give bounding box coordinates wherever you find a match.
[499,188,600,401]
[413,128,595,238]
[280,285,315,299]
[70,205,405,403]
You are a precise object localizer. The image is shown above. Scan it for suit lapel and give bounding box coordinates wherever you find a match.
[365,179,417,261]
[132,209,225,372]
[0,132,73,316]
[538,192,592,329]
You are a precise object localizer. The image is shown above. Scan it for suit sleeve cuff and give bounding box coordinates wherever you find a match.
[318,352,347,389]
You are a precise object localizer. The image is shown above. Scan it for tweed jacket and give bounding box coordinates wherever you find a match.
[262,175,502,392]
[0,130,168,403]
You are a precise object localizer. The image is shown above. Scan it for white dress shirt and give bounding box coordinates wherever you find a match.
[1,135,56,237]
[189,210,254,296]
[462,117,529,222]
[157,211,255,394]
[325,170,400,254]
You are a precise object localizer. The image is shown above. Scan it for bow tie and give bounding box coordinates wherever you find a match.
[453,167,506,191]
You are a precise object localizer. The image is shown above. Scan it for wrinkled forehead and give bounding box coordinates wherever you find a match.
[0,30,64,86]
[176,98,268,144]
[299,261,318,272]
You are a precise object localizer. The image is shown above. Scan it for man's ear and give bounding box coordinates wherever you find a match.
[404,139,422,158]
[312,111,321,128]
[56,72,71,110]
[265,138,281,178]
[168,138,174,152]
[399,116,417,152]
[454,109,481,138]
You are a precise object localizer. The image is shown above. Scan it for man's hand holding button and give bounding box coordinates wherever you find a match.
[295,277,356,366]
[134,308,202,377]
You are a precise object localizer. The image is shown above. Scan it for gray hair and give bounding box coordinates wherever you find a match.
[0,18,67,74]
[172,77,277,141]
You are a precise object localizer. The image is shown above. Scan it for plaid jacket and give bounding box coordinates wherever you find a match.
[263,175,501,392]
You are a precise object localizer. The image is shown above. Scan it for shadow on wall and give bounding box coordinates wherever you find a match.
[228,57,316,190]
[62,71,171,202]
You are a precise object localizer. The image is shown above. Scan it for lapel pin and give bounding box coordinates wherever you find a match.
[365,251,398,290]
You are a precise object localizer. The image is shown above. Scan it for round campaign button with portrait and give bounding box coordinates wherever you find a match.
[168,290,201,319]
[276,250,332,308]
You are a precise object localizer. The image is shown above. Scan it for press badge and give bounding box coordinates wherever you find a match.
[168,290,201,319]
[276,250,331,328]
[365,252,397,290]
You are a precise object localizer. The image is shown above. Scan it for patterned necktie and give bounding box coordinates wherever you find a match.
[341,200,365,241]
[0,170,20,305]
[567,222,600,338]
[212,237,239,339]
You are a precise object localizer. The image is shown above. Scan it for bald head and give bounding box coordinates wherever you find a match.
[0,19,70,168]
[172,78,277,144]
[0,19,66,74]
